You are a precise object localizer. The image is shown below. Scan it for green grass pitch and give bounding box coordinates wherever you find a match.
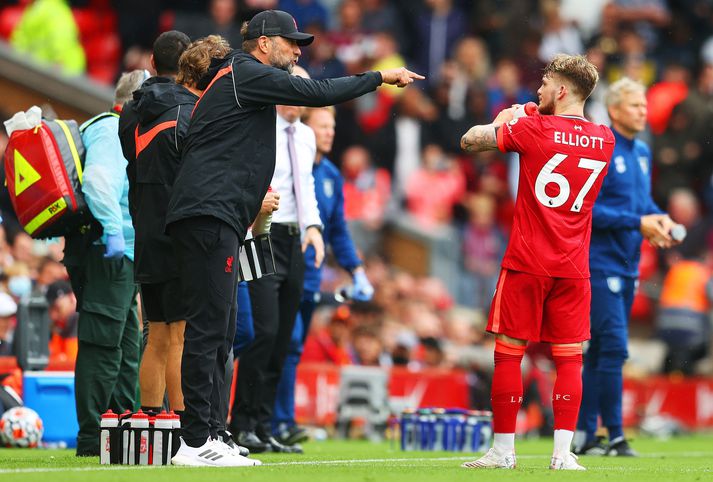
[0,435,711,481]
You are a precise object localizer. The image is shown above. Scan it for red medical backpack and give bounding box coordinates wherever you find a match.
[3,118,97,239]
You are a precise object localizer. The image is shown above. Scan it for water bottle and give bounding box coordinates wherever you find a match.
[252,211,272,237]
[119,410,132,464]
[417,409,432,450]
[477,411,493,452]
[400,410,415,451]
[432,409,446,451]
[465,412,480,452]
[170,410,181,458]
[100,410,119,465]
[512,101,538,119]
[152,411,173,465]
[128,410,150,465]
[252,186,275,236]
[445,409,466,451]
[671,223,687,242]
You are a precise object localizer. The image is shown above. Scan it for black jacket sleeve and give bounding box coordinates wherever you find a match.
[176,103,193,153]
[118,105,137,165]
[236,62,383,107]
[118,105,138,220]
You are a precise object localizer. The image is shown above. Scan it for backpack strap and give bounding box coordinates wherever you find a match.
[79,111,120,134]
[51,119,84,184]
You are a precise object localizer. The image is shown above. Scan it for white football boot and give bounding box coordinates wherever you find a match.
[461,448,516,469]
[550,452,586,470]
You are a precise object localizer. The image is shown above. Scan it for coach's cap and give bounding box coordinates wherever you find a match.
[245,10,314,46]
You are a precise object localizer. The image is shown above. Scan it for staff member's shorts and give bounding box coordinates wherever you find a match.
[487,268,591,343]
[140,278,186,323]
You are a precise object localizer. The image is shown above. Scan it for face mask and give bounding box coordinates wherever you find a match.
[8,276,32,298]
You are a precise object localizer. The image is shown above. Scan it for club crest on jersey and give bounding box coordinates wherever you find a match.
[508,118,519,126]
[615,155,626,173]
[323,179,334,198]
[638,156,649,175]
[607,276,622,294]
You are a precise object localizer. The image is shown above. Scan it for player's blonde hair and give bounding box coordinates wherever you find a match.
[176,35,231,87]
[605,77,646,108]
[543,54,599,101]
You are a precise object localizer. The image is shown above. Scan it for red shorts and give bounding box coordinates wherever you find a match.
[487,269,591,343]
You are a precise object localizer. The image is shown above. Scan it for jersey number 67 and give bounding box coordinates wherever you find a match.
[535,153,607,213]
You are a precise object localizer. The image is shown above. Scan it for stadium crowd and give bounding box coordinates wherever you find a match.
[0,0,712,442]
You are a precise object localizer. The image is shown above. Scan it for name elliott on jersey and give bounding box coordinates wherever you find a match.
[553,130,605,149]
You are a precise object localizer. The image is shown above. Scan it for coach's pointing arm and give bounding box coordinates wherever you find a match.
[237,65,424,108]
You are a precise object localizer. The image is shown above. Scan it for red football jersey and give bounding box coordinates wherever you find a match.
[497,114,615,278]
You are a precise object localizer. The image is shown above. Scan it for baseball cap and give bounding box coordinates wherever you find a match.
[46,280,73,306]
[245,10,314,46]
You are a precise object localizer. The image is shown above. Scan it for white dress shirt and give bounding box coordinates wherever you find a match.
[272,115,321,229]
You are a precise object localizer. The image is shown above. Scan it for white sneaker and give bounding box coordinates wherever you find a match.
[218,430,251,457]
[171,437,260,467]
[218,438,262,465]
[550,452,586,470]
[461,448,516,469]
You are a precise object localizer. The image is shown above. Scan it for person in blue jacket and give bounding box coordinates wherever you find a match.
[65,70,145,456]
[271,105,374,447]
[574,77,678,457]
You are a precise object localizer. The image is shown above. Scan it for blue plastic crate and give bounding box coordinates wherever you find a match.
[22,371,77,447]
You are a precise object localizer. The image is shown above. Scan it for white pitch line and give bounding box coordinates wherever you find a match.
[266,452,713,465]
[267,456,476,466]
[0,451,710,474]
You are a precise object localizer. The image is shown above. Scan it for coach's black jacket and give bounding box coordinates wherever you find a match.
[165,50,382,241]
[119,77,198,283]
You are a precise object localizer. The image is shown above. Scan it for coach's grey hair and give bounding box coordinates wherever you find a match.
[605,77,645,108]
[114,70,147,106]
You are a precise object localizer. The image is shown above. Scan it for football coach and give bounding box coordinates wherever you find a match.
[165,9,423,465]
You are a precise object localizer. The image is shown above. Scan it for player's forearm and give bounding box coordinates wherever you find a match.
[460,124,500,152]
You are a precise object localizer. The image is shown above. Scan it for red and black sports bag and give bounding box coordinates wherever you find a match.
[3,117,97,239]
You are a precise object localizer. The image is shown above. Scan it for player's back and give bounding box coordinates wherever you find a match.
[497,113,615,278]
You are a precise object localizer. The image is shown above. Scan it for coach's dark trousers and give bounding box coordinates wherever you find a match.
[169,216,239,446]
[231,223,305,437]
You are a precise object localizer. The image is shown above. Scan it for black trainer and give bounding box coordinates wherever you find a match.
[573,435,607,455]
[607,438,638,456]
[234,431,271,454]
[261,435,304,454]
[275,425,309,446]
